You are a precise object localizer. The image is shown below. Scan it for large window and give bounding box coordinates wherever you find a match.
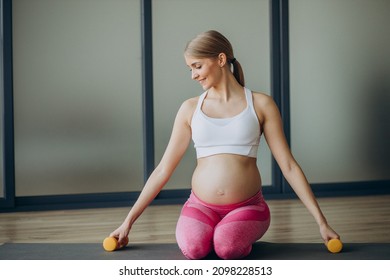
[152,0,272,189]
[5,0,386,210]
[289,0,390,183]
[13,0,144,196]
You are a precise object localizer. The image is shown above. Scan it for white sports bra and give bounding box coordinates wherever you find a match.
[191,87,261,159]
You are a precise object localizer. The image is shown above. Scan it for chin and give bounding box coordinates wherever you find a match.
[198,79,210,90]
[200,83,212,90]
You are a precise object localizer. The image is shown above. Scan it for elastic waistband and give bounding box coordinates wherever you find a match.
[189,190,264,212]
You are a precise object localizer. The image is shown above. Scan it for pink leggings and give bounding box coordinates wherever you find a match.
[175,191,270,260]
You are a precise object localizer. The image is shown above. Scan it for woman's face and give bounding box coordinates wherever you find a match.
[185,55,221,90]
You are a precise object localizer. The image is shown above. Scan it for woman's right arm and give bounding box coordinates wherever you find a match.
[110,98,196,245]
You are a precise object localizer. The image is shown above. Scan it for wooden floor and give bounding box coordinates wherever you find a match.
[0,194,389,244]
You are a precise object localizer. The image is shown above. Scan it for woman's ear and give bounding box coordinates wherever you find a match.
[218,53,227,67]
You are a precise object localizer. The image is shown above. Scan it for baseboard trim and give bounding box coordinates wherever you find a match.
[1,180,388,212]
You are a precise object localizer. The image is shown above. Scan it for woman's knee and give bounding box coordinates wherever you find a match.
[214,241,252,260]
[176,217,214,259]
[212,205,271,259]
[178,239,213,259]
[175,203,220,259]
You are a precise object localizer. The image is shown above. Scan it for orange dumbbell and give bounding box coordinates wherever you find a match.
[103,236,129,252]
[326,239,343,253]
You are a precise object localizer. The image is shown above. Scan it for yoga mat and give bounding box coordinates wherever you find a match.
[0,242,389,260]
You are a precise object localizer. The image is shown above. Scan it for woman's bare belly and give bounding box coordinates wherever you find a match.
[191,154,262,205]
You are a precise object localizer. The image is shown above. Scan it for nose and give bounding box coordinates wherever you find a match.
[191,70,199,80]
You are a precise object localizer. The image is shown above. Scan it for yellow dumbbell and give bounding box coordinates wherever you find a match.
[326,239,343,253]
[103,236,129,252]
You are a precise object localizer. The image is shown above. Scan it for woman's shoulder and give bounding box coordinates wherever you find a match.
[175,95,200,124]
[180,95,199,112]
[251,91,279,122]
[252,91,275,107]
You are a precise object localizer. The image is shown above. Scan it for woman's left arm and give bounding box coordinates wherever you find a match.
[254,93,340,242]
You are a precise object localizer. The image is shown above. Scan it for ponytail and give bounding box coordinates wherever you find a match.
[231,58,245,87]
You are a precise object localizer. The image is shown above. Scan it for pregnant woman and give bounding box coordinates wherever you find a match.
[110,30,340,259]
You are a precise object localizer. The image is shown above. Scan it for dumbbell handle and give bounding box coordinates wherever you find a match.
[326,238,343,253]
[103,236,129,252]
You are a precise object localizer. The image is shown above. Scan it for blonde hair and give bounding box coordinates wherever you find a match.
[185,30,245,87]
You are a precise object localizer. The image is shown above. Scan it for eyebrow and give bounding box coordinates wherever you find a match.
[188,62,201,68]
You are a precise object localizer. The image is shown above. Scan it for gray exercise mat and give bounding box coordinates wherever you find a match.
[0,242,389,260]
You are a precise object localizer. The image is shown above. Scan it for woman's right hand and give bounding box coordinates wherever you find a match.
[319,222,340,244]
[110,221,131,247]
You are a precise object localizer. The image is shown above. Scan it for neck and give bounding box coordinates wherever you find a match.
[208,74,243,101]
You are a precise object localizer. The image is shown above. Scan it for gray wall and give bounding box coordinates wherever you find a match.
[12,0,272,197]
[290,0,390,183]
[7,0,390,199]
[13,0,144,196]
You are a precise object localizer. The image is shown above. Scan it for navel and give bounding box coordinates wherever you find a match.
[216,189,225,196]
